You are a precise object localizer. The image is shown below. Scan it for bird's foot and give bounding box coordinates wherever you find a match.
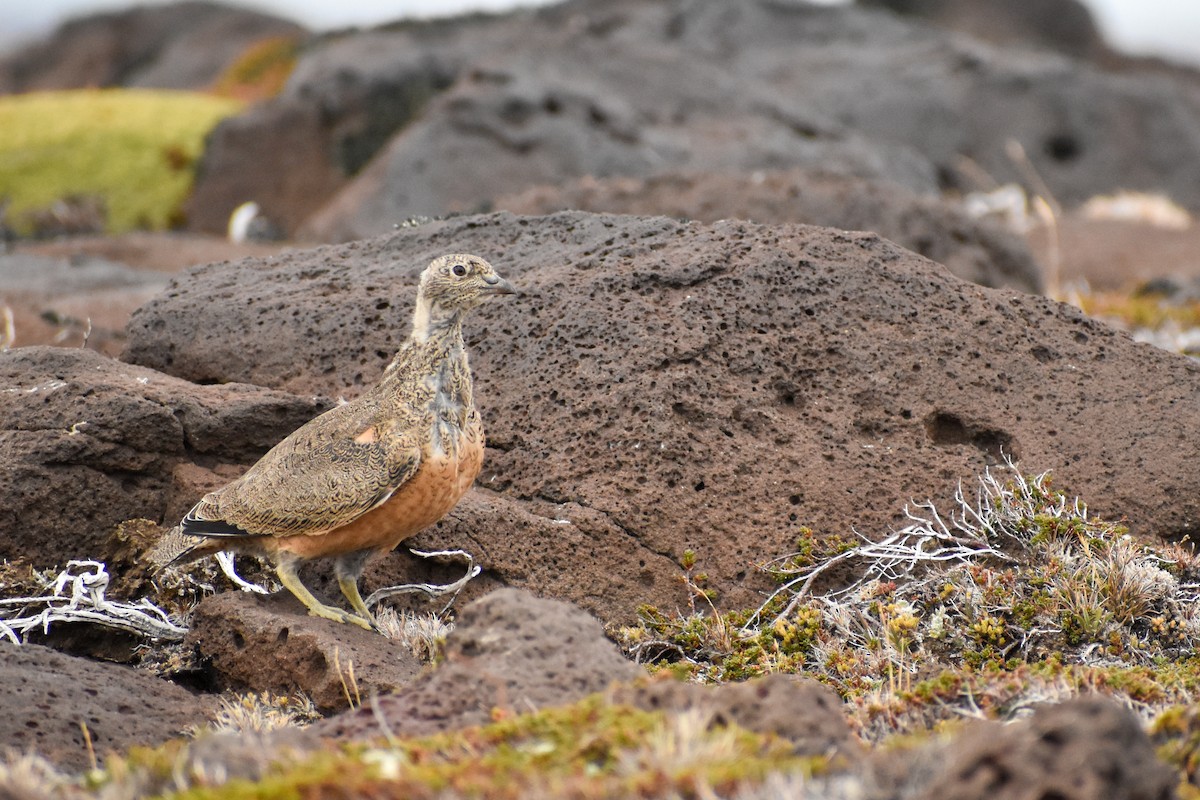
[305,603,375,631]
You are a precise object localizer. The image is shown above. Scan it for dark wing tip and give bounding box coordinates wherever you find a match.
[180,509,256,539]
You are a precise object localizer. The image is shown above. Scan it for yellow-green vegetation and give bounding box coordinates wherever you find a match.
[618,463,1200,744]
[211,36,301,102]
[1075,287,1200,358]
[1079,288,1200,333]
[84,695,817,800]
[0,89,241,235]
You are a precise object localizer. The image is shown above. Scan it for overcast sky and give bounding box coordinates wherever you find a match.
[3,0,1199,66]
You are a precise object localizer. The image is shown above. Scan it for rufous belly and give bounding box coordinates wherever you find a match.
[271,431,484,560]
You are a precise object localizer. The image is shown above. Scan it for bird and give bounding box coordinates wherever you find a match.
[149,254,516,630]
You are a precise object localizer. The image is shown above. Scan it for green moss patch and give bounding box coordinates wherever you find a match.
[95,696,815,800]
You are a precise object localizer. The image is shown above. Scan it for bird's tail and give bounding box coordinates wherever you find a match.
[145,525,222,572]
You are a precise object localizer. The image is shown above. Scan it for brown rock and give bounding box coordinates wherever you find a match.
[499,170,1043,292]
[314,588,642,740]
[616,673,856,757]
[351,490,684,629]
[0,641,215,772]
[122,211,1200,622]
[185,591,423,712]
[915,697,1175,800]
[0,251,169,356]
[0,346,330,567]
[1028,215,1200,292]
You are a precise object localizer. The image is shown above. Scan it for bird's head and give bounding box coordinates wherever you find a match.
[412,254,516,337]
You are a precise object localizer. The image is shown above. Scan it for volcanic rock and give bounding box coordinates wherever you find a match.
[289,0,1200,242]
[499,169,1043,292]
[913,696,1175,800]
[122,211,1200,622]
[0,641,215,772]
[0,346,330,566]
[615,673,856,757]
[185,590,423,712]
[314,588,642,740]
[858,0,1107,61]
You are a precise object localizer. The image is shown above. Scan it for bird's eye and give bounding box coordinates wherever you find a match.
[451,264,467,277]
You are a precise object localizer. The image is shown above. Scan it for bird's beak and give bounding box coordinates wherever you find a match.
[483,275,518,295]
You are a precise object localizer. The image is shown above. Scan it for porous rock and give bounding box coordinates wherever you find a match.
[185,590,422,712]
[913,696,1175,800]
[0,641,215,772]
[122,211,1200,621]
[499,169,1043,293]
[0,346,330,566]
[314,588,642,740]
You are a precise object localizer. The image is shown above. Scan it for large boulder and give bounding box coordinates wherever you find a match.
[0,1,306,93]
[0,346,330,565]
[183,18,527,235]
[122,211,1200,620]
[499,169,1043,293]
[293,0,1200,242]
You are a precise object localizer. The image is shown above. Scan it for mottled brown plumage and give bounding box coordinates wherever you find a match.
[149,254,515,629]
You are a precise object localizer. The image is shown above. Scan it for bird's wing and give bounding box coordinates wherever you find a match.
[181,406,421,540]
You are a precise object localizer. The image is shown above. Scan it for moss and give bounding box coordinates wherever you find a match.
[103,696,818,800]
[211,36,300,102]
[0,89,241,235]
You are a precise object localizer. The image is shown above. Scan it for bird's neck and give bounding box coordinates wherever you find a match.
[410,296,463,343]
[382,299,466,386]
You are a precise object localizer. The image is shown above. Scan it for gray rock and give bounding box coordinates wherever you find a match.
[0,641,215,771]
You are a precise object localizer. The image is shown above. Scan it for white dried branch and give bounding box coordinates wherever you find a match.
[215,551,271,594]
[0,560,186,642]
[365,547,480,614]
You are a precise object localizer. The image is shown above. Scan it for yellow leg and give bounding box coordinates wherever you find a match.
[337,574,375,622]
[276,558,372,631]
[335,550,378,627]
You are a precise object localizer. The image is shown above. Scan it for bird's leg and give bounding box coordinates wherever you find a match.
[275,555,372,631]
[334,550,376,625]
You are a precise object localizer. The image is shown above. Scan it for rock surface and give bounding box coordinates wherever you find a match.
[913,696,1175,800]
[0,252,170,356]
[615,673,856,757]
[0,641,215,771]
[277,0,1200,241]
[499,169,1043,292]
[859,0,1107,61]
[314,588,643,740]
[0,1,306,93]
[185,590,423,712]
[122,211,1200,621]
[0,346,330,565]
